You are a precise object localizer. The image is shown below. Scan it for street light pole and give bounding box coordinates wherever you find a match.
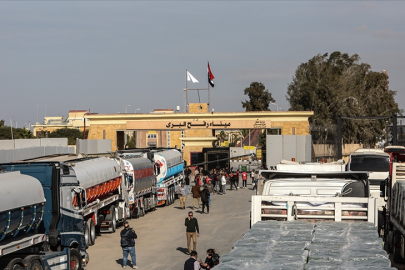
[270,102,278,111]
[125,105,131,113]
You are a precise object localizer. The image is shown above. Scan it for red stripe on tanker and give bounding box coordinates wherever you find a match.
[71,157,121,203]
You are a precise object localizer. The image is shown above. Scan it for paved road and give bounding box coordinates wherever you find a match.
[86,184,254,270]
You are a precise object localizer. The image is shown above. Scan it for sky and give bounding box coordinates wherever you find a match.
[1,1,405,129]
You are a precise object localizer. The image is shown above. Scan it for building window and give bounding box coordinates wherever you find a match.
[292,127,296,135]
[181,130,184,150]
[147,134,157,139]
[167,131,170,148]
[103,130,106,139]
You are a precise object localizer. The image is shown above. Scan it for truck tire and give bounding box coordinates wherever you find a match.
[139,207,145,217]
[84,221,90,248]
[88,219,96,246]
[165,191,170,206]
[170,188,175,204]
[169,188,174,205]
[152,195,157,211]
[4,258,24,270]
[133,204,140,218]
[70,249,83,270]
[28,260,43,270]
[111,207,117,233]
[23,255,43,270]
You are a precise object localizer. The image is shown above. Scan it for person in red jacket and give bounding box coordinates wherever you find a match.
[241,170,248,188]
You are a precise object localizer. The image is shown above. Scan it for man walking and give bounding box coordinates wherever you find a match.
[191,182,201,210]
[121,221,138,269]
[206,179,214,206]
[201,185,210,214]
[185,211,200,255]
[179,183,188,209]
[184,250,200,270]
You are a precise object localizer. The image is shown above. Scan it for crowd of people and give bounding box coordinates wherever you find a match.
[181,165,268,269]
[120,164,269,269]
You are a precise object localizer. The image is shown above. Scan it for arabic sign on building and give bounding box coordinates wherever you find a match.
[126,120,271,130]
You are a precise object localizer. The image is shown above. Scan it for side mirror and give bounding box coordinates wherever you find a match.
[380,180,386,198]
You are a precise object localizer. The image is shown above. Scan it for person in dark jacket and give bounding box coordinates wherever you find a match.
[185,211,200,254]
[121,221,138,269]
[184,250,200,270]
[199,249,219,269]
[201,185,210,214]
[191,183,201,210]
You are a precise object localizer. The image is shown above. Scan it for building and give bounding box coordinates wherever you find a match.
[33,110,89,137]
[85,103,313,164]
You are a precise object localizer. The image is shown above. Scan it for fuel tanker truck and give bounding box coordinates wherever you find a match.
[0,168,88,270]
[121,153,157,218]
[117,148,184,214]
[0,155,130,254]
[152,149,184,206]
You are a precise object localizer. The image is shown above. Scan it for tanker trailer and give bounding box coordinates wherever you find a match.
[62,156,129,247]
[152,149,184,206]
[1,155,129,252]
[122,156,157,218]
[0,169,88,270]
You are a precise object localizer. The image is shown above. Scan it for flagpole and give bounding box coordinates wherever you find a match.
[207,61,211,111]
[186,69,189,113]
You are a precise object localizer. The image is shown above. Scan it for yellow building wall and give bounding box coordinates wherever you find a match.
[88,124,125,151]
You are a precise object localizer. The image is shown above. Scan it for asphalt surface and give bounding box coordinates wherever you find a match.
[86,183,254,270]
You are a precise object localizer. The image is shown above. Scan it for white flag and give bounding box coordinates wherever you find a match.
[187,71,199,83]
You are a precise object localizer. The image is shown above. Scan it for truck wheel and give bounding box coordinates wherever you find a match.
[70,249,83,270]
[88,219,96,246]
[111,208,117,233]
[5,258,24,270]
[165,191,170,206]
[84,221,90,248]
[169,188,174,205]
[140,207,145,217]
[28,260,43,270]
[152,195,157,211]
[170,188,175,204]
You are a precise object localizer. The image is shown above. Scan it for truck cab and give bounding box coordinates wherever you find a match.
[347,148,389,211]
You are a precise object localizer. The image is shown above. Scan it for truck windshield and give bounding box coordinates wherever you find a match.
[349,155,389,172]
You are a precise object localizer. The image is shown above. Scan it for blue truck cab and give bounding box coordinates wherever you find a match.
[0,161,88,270]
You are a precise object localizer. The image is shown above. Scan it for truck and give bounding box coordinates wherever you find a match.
[276,159,346,172]
[1,154,130,251]
[347,148,390,212]
[120,154,158,218]
[215,171,391,269]
[117,149,184,208]
[381,146,405,263]
[0,167,88,270]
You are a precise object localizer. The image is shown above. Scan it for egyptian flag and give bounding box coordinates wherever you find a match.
[208,62,215,87]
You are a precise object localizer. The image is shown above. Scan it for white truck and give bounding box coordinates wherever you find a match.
[276,159,346,172]
[347,148,390,212]
[252,171,377,226]
[215,171,391,270]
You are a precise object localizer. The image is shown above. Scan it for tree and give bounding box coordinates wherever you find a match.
[48,128,88,145]
[287,51,401,146]
[242,82,275,111]
[0,126,34,139]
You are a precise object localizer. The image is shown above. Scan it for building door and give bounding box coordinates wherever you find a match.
[117,131,125,150]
